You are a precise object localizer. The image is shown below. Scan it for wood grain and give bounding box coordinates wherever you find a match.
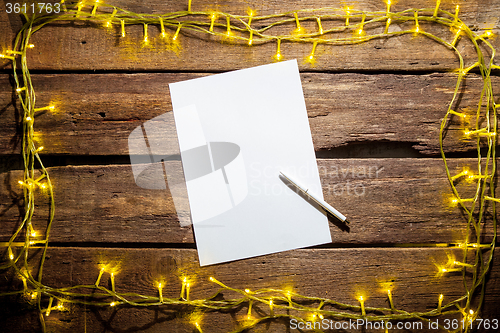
[1,72,497,156]
[1,0,499,72]
[1,247,498,332]
[0,158,495,245]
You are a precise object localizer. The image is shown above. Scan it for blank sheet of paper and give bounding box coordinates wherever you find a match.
[169,60,332,266]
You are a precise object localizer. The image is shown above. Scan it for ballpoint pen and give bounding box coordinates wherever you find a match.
[279,171,350,224]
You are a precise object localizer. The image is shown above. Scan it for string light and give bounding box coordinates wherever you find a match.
[358,295,366,316]
[438,294,443,312]
[16,87,27,93]
[110,272,116,292]
[316,17,323,35]
[8,247,14,261]
[482,30,494,38]
[463,128,493,138]
[413,11,420,34]
[386,0,391,14]
[209,12,218,32]
[356,13,366,36]
[345,7,351,26]
[172,23,182,41]
[91,0,100,16]
[104,7,117,28]
[384,17,392,34]
[45,297,54,316]
[95,267,105,286]
[120,20,126,37]
[448,110,467,119]
[159,18,167,38]
[247,9,255,45]
[292,12,306,35]
[194,321,203,333]
[305,42,318,65]
[143,24,149,45]
[453,5,460,25]
[158,282,163,303]
[449,196,474,206]
[3,2,498,332]
[34,105,55,112]
[387,290,394,310]
[0,53,16,61]
[433,0,441,17]
[76,1,85,16]
[273,39,282,61]
[451,168,469,181]
[225,16,234,39]
[180,277,187,299]
[451,29,462,47]
[485,196,500,203]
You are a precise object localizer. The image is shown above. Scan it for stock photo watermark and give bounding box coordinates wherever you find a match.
[248,162,384,197]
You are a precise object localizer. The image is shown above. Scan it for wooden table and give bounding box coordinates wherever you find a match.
[1,0,499,332]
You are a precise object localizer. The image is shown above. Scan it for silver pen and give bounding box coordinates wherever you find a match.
[279,171,350,224]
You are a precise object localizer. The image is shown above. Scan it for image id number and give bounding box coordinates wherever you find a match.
[6,3,61,14]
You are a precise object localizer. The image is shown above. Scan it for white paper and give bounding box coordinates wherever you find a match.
[169,60,332,266]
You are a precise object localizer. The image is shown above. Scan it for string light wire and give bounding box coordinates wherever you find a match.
[0,1,497,332]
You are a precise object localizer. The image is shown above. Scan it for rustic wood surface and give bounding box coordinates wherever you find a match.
[1,0,499,332]
[0,158,496,245]
[0,72,497,156]
[1,0,499,72]
[1,247,499,332]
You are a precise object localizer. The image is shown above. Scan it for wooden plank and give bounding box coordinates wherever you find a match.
[1,247,498,332]
[1,158,495,245]
[1,72,496,156]
[1,0,499,72]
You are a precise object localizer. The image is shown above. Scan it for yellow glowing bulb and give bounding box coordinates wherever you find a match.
[31,230,37,237]
[110,302,116,307]
[121,20,126,37]
[25,116,32,122]
[441,268,447,273]
[0,53,16,60]
[183,277,187,283]
[245,288,251,293]
[359,296,364,301]
[209,277,215,282]
[484,31,493,37]
[28,44,35,48]
[469,309,474,315]
[439,294,443,300]
[8,247,14,260]
[31,292,37,299]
